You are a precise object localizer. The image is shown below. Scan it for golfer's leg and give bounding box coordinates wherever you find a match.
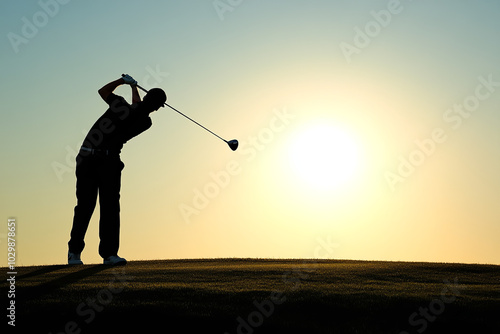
[98,159,124,259]
[68,158,98,254]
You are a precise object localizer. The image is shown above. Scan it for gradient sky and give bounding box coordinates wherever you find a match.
[1,0,499,266]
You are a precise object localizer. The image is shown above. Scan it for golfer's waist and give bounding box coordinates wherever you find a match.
[80,146,120,156]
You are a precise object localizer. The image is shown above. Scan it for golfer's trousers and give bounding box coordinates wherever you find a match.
[68,154,124,259]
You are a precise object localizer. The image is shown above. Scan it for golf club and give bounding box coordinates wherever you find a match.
[122,74,238,151]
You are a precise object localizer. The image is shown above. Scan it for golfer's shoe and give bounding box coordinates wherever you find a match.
[103,255,127,266]
[68,252,83,265]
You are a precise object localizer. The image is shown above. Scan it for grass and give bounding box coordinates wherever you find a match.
[5,259,500,333]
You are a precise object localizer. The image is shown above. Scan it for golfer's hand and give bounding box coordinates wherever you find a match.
[122,74,137,86]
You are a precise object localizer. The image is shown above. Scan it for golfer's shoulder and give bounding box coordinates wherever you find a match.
[131,113,152,136]
[132,105,152,128]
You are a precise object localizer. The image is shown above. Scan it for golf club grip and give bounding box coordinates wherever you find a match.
[121,74,149,93]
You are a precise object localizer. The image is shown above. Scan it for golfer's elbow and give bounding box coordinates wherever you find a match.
[98,87,110,101]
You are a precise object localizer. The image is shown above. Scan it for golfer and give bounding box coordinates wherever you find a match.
[68,74,166,265]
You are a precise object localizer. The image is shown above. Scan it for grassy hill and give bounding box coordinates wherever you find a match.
[5,259,500,333]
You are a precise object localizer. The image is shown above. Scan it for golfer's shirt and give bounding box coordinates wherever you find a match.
[82,93,152,154]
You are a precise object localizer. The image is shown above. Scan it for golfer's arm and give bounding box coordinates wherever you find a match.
[131,85,141,104]
[98,78,125,101]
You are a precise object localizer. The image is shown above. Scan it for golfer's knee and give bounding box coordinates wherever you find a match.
[100,199,120,212]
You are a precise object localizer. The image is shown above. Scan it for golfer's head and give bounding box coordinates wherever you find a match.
[143,88,167,111]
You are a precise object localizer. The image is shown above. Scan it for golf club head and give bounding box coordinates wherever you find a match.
[227,139,239,151]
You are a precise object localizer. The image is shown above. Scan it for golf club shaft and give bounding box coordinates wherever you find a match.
[132,81,227,143]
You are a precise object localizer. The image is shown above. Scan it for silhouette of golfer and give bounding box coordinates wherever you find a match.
[68,74,166,265]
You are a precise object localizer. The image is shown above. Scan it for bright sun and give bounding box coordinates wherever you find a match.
[287,123,362,191]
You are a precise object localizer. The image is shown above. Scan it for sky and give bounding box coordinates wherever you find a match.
[1,0,499,266]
